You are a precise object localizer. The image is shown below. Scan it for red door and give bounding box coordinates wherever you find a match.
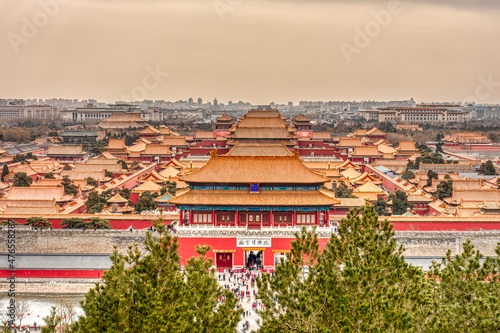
[216,253,232,268]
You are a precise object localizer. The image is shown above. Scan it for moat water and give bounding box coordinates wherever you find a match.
[0,294,85,327]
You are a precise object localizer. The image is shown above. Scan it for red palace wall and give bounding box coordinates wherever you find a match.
[0,269,104,278]
[8,217,173,229]
[176,237,330,268]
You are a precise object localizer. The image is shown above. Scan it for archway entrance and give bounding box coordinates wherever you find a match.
[245,250,263,270]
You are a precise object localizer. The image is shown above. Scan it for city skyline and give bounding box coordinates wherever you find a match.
[1,0,499,104]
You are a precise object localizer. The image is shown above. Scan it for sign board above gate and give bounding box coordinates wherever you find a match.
[237,238,271,247]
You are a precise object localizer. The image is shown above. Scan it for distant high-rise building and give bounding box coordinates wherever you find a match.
[11,99,25,106]
[188,98,193,104]
[0,105,58,120]
[197,98,203,105]
[214,98,219,108]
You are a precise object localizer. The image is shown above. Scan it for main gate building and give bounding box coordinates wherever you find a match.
[169,149,338,269]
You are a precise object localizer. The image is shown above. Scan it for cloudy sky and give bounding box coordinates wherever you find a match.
[1,0,499,104]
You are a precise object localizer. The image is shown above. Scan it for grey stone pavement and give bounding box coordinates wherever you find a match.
[217,269,264,332]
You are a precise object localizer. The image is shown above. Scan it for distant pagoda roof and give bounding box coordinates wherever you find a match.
[215,113,234,122]
[227,109,297,140]
[108,193,128,204]
[227,143,293,157]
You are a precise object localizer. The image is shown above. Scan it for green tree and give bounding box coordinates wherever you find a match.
[60,217,111,229]
[426,169,438,187]
[44,172,55,179]
[478,160,496,175]
[389,190,411,215]
[373,196,388,216]
[434,180,453,200]
[63,165,72,171]
[88,217,112,229]
[402,170,415,181]
[117,160,128,170]
[1,164,9,181]
[104,169,114,178]
[406,160,416,170]
[26,217,52,229]
[135,191,158,213]
[414,157,422,169]
[61,176,79,196]
[427,240,500,332]
[116,188,131,200]
[334,181,356,198]
[421,152,445,164]
[60,217,87,229]
[377,121,396,133]
[41,306,62,333]
[161,181,178,196]
[13,172,32,187]
[257,205,430,332]
[85,191,106,214]
[86,177,99,188]
[71,221,241,332]
[435,142,444,153]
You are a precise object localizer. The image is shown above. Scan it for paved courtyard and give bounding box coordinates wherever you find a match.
[217,269,264,332]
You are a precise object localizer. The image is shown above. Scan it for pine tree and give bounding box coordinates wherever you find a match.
[1,164,9,181]
[135,191,158,213]
[427,240,500,332]
[373,196,388,216]
[13,172,32,187]
[26,217,52,229]
[61,176,79,196]
[426,170,438,187]
[85,191,106,214]
[389,190,411,215]
[71,221,241,332]
[402,170,415,181]
[41,306,62,333]
[334,181,356,198]
[258,205,431,332]
[434,180,453,200]
[44,172,55,179]
[478,160,496,175]
[86,177,99,188]
[60,218,87,229]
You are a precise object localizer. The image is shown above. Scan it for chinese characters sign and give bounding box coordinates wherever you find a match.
[237,238,271,247]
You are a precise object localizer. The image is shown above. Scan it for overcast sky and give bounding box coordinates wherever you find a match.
[1,0,499,104]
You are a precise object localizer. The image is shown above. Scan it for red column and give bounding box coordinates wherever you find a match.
[325,210,330,227]
[179,210,184,226]
[189,210,193,226]
[316,211,320,226]
[234,210,239,227]
[212,210,216,226]
[270,210,274,227]
[293,211,297,227]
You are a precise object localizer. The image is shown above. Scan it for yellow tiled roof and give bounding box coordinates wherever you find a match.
[132,179,162,192]
[341,167,361,180]
[169,190,338,206]
[180,154,327,184]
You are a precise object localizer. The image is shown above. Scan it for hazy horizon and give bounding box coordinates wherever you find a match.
[1,0,500,105]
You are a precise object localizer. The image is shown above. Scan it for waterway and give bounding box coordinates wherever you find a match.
[0,294,85,327]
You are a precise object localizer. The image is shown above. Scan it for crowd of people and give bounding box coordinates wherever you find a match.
[218,268,266,332]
